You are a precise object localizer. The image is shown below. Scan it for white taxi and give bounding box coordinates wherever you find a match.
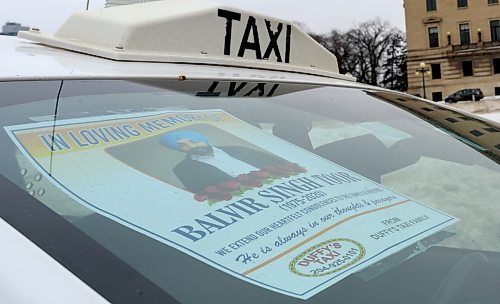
[1,1,500,303]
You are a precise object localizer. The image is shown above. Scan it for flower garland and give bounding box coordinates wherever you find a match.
[193,162,307,204]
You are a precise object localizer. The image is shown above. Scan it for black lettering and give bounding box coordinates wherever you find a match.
[244,83,266,96]
[228,82,247,96]
[238,16,262,59]
[218,9,241,55]
[263,20,283,62]
[196,81,221,97]
[285,24,291,63]
[267,83,279,97]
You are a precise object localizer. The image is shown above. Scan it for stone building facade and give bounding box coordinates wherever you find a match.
[404,0,500,100]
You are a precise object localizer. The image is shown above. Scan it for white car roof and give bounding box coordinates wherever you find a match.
[1,35,363,87]
[0,0,364,88]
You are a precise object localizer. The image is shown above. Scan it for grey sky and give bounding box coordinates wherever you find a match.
[1,0,405,34]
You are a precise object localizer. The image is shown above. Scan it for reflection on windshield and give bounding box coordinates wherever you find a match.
[368,91,500,162]
[1,80,499,304]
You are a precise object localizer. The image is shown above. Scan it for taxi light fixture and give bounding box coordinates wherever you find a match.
[17,0,354,81]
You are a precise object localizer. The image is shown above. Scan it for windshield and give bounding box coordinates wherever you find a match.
[1,79,499,303]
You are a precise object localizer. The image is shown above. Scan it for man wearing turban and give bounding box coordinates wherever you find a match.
[159,130,287,193]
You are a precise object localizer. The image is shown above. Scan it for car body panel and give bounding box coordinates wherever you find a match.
[0,217,109,304]
[0,35,349,84]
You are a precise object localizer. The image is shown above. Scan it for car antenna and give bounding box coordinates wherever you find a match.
[48,80,64,177]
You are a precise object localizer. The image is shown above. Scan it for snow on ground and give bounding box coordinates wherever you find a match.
[479,111,500,123]
[438,98,500,123]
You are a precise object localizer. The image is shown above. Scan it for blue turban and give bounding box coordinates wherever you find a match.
[159,131,209,151]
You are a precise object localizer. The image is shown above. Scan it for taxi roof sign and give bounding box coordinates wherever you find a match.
[18,0,354,81]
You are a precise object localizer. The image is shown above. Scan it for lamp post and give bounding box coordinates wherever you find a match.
[415,62,430,99]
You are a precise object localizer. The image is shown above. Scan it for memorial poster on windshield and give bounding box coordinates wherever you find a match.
[5,109,458,299]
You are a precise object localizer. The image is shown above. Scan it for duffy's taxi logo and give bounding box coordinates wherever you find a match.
[289,238,366,277]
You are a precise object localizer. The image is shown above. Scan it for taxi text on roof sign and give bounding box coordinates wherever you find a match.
[17,0,354,81]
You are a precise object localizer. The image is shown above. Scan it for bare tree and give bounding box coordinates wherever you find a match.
[308,18,407,90]
[310,30,362,76]
[347,18,401,86]
[381,34,407,91]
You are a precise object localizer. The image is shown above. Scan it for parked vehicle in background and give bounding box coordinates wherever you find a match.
[445,88,484,103]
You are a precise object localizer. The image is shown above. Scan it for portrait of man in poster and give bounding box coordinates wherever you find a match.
[159,130,289,194]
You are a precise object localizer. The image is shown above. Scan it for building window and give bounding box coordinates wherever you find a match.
[495,87,500,96]
[432,92,443,101]
[462,61,473,76]
[491,20,500,41]
[457,0,468,7]
[427,0,437,11]
[431,63,441,79]
[428,27,439,48]
[494,58,500,74]
[488,0,498,5]
[459,24,470,45]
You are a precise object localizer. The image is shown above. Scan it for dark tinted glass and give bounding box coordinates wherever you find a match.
[431,63,441,79]
[462,60,473,76]
[491,20,500,41]
[428,27,439,48]
[459,24,470,45]
[427,0,437,11]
